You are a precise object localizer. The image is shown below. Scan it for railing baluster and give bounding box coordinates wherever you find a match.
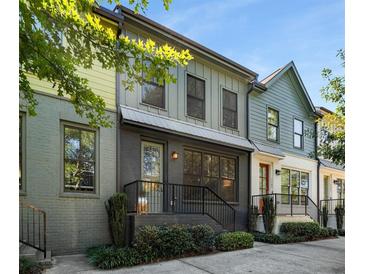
[33,208,35,246]
[39,212,41,249]
[27,207,29,243]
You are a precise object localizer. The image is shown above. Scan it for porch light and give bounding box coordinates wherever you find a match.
[171,151,178,160]
[275,169,281,175]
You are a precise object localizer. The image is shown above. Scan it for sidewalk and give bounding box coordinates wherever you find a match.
[46,237,345,274]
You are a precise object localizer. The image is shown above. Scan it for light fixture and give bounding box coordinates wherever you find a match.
[275,169,281,175]
[171,151,178,160]
[223,179,232,188]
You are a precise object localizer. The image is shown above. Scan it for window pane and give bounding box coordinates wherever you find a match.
[223,90,237,111]
[187,96,204,119]
[195,78,205,100]
[220,179,234,201]
[64,126,96,192]
[223,109,237,129]
[294,119,303,134]
[294,134,302,148]
[300,172,309,189]
[187,75,196,96]
[184,150,192,174]
[268,108,278,125]
[142,83,165,108]
[203,177,219,193]
[192,152,202,175]
[268,125,277,141]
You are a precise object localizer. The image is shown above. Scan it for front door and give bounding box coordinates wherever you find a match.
[141,141,164,213]
[259,164,270,195]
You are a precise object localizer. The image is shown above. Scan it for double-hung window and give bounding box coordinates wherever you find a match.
[142,61,165,109]
[187,74,205,120]
[267,107,279,141]
[63,124,97,193]
[222,89,237,129]
[294,118,304,149]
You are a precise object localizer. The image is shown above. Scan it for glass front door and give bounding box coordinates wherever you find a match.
[141,141,164,213]
[259,164,269,195]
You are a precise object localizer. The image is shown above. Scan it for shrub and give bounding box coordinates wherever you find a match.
[133,225,161,262]
[280,222,321,239]
[249,205,259,232]
[318,228,330,238]
[322,206,328,228]
[338,229,345,236]
[189,225,215,252]
[335,206,345,230]
[105,193,127,247]
[326,227,338,237]
[158,225,195,258]
[262,196,275,234]
[215,231,254,251]
[19,257,43,274]
[253,232,306,244]
[87,246,140,269]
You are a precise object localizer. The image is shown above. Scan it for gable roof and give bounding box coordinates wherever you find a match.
[93,5,259,81]
[260,61,316,113]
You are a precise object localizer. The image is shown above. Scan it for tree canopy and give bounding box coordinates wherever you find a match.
[318,49,345,166]
[19,0,193,127]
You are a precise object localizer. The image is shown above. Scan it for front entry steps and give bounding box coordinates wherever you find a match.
[19,243,51,262]
[255,215,314,234]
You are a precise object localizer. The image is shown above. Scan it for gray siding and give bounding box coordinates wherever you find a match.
[20,94,117,255]
[249,70,316,157]
[119,24,249,138]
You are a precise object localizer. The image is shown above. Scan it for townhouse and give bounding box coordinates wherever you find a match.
[19,5,344,255]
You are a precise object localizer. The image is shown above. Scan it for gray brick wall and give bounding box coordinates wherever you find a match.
[20,93,117,255]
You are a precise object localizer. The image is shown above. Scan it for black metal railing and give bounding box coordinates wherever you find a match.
[320,199,345,215]
[251,193,321,222]
[19,202,47,258]
[124,180,236,230]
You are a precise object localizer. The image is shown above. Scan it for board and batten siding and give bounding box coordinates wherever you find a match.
[120,24,249,138]
[249,70,316,157]
[26,17,118,111]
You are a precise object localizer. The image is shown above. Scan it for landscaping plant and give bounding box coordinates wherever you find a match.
[249,205,259,232]
[262,196,275,234]
[189,224,215,252]
[105,193,127,247]
[280,222,321,239]
[335,206,345,230]
[215,231,254,251]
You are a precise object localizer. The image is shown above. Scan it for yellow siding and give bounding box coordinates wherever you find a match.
[27,14,118,111]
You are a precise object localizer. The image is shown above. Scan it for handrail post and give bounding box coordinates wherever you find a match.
[305,195,307,216]
[233,210,236,231]
[135,181,139,214]
[274,194,277,215]
[290,194,293,216]
[202,187,205,215]
[43,213,47,259]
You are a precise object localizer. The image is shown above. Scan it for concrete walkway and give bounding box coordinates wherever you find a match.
[45,237,345,274]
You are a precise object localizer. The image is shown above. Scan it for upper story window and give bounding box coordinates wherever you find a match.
[222,89,237,129]
[142,61,165,109]
[63,124,97,193]
[19,113,25,191]
[187,74,205,120]
[267,107,279,142]
[294,118,304,149]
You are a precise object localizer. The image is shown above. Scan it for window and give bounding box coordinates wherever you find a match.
[187,74,205,120]
[267,108,279,141]
[223,89,237,129]
[280,168,309,204]
[259,164,269,195]
[19,113,25,191]
[294,118,304,148]
[184,149,237,202]
[324,175,330,200]
[63,125,97,193]
[142,61,165,109]
[337,179,345,200]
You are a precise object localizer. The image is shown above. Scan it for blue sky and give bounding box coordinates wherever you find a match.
[102,0,344,110]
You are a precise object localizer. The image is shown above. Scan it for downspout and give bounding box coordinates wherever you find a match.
[115,6,124,192]
[246,81,256,228]
[314,120,321,221]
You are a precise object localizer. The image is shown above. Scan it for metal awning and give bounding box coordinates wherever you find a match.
[251,141,285,158]
[121,106,254,151]
[319,159,345,171]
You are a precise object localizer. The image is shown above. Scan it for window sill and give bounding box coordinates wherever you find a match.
[266,138,280,144]
[220,124,239,133]
[185,115,207,123]
[140,102,167,112]
[59,192,100,199]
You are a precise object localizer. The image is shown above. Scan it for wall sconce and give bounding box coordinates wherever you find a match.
[171,151,178,160]
[275,169,281,175]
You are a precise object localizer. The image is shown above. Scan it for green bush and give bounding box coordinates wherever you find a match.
[335,206,345,230]
[133,225,161,262]
[262,196,275,234]
[189,225,215,252]
[322,206,328,228]
[318,228,330,238]
[253,232,306,244]
[215,231,254,251]
[280,222,321,239]
[105,193,127,247]
[19,257,43,274]
[249,205,259,232]
[158,225,195,258]
[338,229,345,236]
[87,246,140,269]
[326,227,338,237]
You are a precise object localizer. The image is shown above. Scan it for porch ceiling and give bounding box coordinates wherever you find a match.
[120,106,254,151]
